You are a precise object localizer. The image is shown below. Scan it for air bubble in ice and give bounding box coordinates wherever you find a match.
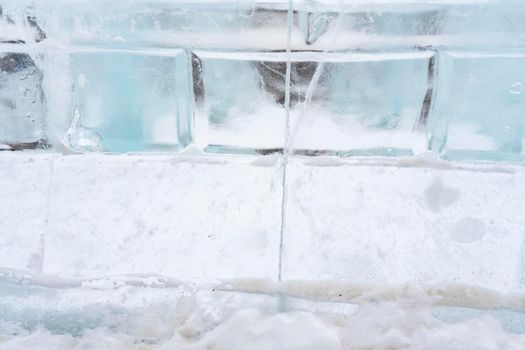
[509,81,523,95]
[112,36,126,45]
[77,73,86,88]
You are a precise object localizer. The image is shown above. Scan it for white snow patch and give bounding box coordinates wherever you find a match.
[1,303,525,349]
[250,153,281,167]
[303,156,345,167]
[180,144,206,156]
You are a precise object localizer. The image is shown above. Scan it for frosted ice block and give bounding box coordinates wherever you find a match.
[43,154,283,280]
[282,159,525,292]
[0,2,47,44]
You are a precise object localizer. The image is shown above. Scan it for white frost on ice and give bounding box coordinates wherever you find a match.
[0,151,524,349]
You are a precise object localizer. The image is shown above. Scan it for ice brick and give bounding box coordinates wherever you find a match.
[292,2,444,50]
[0,2,47,44]
[0,153,54,271]
[54,1,289,50]
[291,1,525,51]
[288,51,433,156]
[0,49,44,146]
[282,159,525,292]
[44,154,283,280]
[430,51,525,162]
[51,49,192,153]
[193,51,287,154]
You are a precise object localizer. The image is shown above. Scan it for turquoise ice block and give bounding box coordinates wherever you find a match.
[63,49,192,153]
[430,51,525,162]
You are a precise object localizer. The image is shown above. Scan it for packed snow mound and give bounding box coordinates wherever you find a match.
[2,303,525,350]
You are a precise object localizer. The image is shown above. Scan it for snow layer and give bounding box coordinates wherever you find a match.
[2,301,525,350]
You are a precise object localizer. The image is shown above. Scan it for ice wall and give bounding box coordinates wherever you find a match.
[1,0,525,346]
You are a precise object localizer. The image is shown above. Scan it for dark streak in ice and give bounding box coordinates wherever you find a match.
[417,50,437,128]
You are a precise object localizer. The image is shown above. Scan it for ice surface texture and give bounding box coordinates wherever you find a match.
[0,0,524,160]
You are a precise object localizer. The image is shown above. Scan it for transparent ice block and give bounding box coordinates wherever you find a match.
[288,50,434,156]
[52,49,192,153]
[0,49,45,147]
[193,51,286,154]
[0,2,47,149]
[291,1,525,51]
[430,51,525,162]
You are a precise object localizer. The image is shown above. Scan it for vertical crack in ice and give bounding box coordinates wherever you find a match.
[38,156,55,273]
[277,0,294,311]
[277,4,344,309]
[288,3,345,151]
